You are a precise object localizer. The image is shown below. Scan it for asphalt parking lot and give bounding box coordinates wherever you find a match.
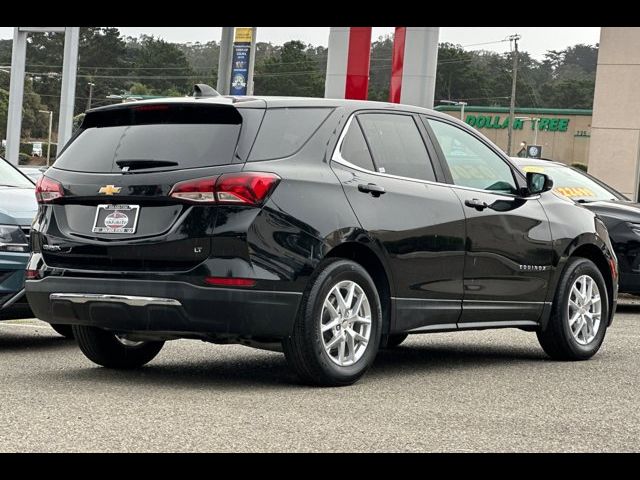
[0,302,638,453]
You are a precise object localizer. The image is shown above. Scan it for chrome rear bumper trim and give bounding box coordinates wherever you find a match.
[49,293,182,308]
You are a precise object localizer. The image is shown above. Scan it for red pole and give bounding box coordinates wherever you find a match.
[344,27,372,100]
[389,26,406,103]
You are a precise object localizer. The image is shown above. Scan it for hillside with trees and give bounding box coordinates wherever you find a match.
[0,28,599,161]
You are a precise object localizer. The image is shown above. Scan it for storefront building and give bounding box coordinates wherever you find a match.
[435,106,592,167]
[588,27,640,200]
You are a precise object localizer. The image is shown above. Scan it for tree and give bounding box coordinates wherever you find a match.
[254,41,324,97]
[368,35,393,101]
[124,35,197,95]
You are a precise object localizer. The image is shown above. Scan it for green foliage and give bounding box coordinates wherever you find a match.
[124,35,197,95]
[254,41,325,97]
[367,35,393,101]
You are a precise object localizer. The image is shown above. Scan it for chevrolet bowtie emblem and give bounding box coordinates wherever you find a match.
[99,185,122,195]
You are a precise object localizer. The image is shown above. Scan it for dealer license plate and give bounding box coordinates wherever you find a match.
[92,204,140,234]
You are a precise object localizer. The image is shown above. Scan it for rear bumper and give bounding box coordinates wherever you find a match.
[25,276,301,338]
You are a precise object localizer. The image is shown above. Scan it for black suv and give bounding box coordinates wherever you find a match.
[25,90,618,386]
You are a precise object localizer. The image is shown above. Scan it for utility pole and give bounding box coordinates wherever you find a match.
[86,82,95,111]
[247,27,257,95]
[217,27,234,95]
[506,34,520,156]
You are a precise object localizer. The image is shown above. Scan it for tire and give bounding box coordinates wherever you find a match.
[537,257,609,360]
[49,323,74,339]
[283,258,383,387]
[385,333,408,348]
[72,325,164,369]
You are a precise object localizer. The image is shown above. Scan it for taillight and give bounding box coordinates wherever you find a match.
[25,269,41,280]
[169,172,280,206]
[169,177,217,203]
[35,176,64,203]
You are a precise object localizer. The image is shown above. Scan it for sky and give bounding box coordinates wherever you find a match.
[0,27,601,59]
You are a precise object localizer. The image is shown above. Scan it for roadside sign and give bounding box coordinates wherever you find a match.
[32,142,43,157]
[527,145,542,158]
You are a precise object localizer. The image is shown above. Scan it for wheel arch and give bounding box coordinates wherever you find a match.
[324,241,394,336]
[570,243,615,325]
[544,234,616,329]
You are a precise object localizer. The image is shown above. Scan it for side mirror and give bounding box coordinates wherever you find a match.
[526,171,553,195]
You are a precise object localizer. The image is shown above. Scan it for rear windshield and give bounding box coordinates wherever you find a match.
[54,103,246,173]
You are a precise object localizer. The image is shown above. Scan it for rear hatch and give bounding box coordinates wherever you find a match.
[37,99,266,271]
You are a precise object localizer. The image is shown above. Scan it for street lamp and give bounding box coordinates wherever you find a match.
[515,116,540,146]
[38,109,53,166]
[86,82,96,111]
[439,100,468,122]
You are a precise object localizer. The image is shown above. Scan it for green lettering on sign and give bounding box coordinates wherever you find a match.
[462,114,571,133]
[558,119,569,132]
[489,115,502,129]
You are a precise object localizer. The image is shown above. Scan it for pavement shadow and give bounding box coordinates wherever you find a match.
[0,329,75,352]
[370,342,546,379]
[614,302,640,313]
[46,340,547,390]
[48,352,302,390]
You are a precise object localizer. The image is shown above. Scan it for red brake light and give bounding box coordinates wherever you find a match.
[35,176,64,203]
[25,269,41,280]
[216,172,280,205]
[132,104,170,112]
[169,173,280,206]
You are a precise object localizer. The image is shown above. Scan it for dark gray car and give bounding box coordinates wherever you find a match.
[0,156,37,309]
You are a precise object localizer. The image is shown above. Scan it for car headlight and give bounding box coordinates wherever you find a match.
[0,225,29,253]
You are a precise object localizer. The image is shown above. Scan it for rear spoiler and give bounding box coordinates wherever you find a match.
[81,101,243,129]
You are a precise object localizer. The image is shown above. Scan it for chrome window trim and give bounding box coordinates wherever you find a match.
[331,111,541,200]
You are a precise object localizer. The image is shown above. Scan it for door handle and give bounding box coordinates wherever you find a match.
[358,183,386,197]
[464,198,489,211]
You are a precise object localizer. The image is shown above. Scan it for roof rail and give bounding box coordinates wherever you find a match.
[193,84,220,98]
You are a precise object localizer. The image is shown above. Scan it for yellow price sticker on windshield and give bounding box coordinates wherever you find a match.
[522,166,545,173]
[554,187,595,197]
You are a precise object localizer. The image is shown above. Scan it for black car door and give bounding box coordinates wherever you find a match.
[423,116,554,327]
[330,111,466,332]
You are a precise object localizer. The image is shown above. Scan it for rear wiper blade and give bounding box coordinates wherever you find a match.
[116,160,178,171]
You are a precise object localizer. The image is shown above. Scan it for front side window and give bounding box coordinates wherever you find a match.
[426,118,518,194]
[358,113,436,182]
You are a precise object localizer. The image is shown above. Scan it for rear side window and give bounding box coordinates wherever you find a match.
[249,108,333,161]
[340,120,375,171]
[358,113,436,182]
[54,103,244,173]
